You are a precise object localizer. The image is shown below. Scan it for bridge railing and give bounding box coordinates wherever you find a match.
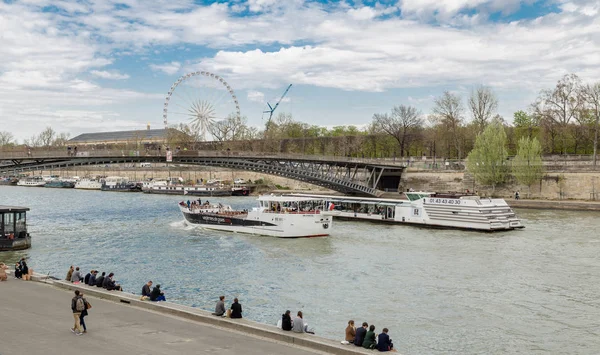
[0,149,408,167]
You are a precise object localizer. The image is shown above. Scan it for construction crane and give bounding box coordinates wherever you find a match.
[263,84,292,129]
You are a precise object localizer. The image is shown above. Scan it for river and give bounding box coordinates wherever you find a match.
[1,185,599,354]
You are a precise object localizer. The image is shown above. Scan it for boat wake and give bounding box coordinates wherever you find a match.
[169,220,197,231]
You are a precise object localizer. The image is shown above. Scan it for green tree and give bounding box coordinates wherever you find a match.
[466,119,509,193]
[512,136,544,197]
[513,110,539,139]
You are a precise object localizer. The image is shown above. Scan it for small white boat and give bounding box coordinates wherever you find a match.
[178,195,333,238]
[292,192,524,231]
[74,178,102,190]
[17,177,46,187]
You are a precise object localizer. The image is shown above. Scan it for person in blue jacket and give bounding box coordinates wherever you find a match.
[376,328,395,352]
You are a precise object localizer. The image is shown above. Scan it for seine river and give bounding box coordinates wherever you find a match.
[1,185,599,354]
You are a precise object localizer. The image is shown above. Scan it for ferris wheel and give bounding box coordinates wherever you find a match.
[163,71,241,140]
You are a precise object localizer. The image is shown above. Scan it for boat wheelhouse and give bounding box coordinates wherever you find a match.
[292,192,524,231]
[74,178,102,190]
[178,195,332,238]
[0,205,31,251]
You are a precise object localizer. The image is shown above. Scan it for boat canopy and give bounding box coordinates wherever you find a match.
[258,195,325,203]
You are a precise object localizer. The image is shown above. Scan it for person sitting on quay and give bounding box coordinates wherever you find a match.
[362,325,377,350]
[345,320,356,344]
[376,328,395,352]
[65,265,74,281]
[150,284,166,301]
[141,280,152,300]
[87,270,98,286]
[14,262,22,279]
[95,272,105,287]
[230,298,242,319]
[0,262,8,281]
[354,322,369,347]
[292,311,305,333]
[281,310,293,331]
[20,258,31,281]
[212,295,226,316]
[103,273,122,291]
[84,270,93,285]
[71,267,83,283]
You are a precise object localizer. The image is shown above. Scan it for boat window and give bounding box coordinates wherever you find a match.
[4,213,14,233]
[15,212,26,232]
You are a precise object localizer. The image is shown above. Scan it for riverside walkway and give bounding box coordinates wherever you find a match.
[1,275,374,355]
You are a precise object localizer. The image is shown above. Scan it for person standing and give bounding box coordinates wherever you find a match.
[355,322,368,347]
[70,290,85,335]
[212,296,225,316]
[230,298,243,319]
[345,320,356,343]
[79,292,90,334]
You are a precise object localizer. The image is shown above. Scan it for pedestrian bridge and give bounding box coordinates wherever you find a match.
[0,149,405,196]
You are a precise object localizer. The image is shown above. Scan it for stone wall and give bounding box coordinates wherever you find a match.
[401,170,600,200]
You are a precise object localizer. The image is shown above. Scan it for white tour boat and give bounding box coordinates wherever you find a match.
[292,192,524,231]
[74,178,102,190]
[17,176,46,187]
[178,195,333,238]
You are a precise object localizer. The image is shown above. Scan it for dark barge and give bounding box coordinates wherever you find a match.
[0,205,31,251]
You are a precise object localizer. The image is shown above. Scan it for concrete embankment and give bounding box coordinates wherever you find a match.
[508,199,600,211]
[3,271,381,355]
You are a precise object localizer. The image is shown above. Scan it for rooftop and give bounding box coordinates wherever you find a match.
[69,129,170,143]
[0,206,30,212]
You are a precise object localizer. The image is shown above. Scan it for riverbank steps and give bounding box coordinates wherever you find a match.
[2,270,384,355]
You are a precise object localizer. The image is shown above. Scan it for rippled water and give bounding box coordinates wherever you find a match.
[1,185,599,354]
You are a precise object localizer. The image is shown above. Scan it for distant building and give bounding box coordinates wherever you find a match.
[68,125,176,147]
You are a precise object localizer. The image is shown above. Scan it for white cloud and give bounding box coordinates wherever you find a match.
[247,90,265,103]
[247,0,279,12]
[90,70,130,80]
[149,62,182,75]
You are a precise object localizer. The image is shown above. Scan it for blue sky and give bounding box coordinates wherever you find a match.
[0,0,599,140]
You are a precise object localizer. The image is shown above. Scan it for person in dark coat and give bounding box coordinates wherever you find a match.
[88,271,97,286]
[230,298,242,318]
[84,270,92,285]
[95,272,105,287]
[363,325,377,350]
[355,322,368,347]
[149,284,166,301]
[281,310,293,331]
[105,273,122,291]
[141,281,153,300]
[14,262,22,279]
[376,328,394,352]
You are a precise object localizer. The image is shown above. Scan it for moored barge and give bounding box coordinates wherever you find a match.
[0,205,32,251]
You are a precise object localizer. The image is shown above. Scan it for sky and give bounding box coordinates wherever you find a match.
[0,0,599,141]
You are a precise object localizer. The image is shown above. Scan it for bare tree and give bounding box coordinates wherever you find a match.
[535,74,582,154]
[373,105,423,156]
[432,91,465,159]
[52,132,71,146]
[38,126,56,147]
[469,86,498,132]
[24,134,41,147]
[0,131,14,147]
[581,82,600,166]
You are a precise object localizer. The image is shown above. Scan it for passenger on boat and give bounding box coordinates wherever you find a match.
[281,310,293,331]
[149,284,165,301]
[95,272,105,287]
[187,200,191,209]
[230,298,243,318]
[65,265,74,281]
[71,267,83,283]
[345,320,356,343]
[354,322,369,347]
[141,280,152,300]
[212,296,226,316]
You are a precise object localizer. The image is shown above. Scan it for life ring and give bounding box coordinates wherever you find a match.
[322,223,329,229]
[242,189,248,195]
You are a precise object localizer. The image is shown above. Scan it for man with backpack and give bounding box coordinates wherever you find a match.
[71,290,86,335]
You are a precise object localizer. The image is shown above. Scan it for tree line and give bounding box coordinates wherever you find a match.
[1,73,598,164]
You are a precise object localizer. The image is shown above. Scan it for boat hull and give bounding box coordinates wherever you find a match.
[45,181,75,188]
[180,209,331,238]
[0,235,31,251]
